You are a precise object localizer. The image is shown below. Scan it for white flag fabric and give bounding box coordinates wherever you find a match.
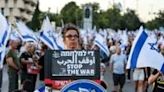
[10,28,22,41]
[0,13,11,68]
[94,33,110,58]
[126,29,164,73]
[16,21,38,42]
[1,24,11,47]
[121,30,128,46]
[39,16,63,50]
[0,13,11,46]
[0,43,6,69]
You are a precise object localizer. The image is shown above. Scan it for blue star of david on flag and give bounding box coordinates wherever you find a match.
[47,30,54,37]
[148,41,160,53]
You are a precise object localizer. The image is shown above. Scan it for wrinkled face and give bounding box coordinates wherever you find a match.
[63,29,79,50]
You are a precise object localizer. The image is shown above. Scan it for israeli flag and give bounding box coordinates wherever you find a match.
[94,33,110,59]
[16,21,38,42]
[1,24,11,47]
[10,28,22,41]
[0,13,11,46]
[126,28,164,73]
[39,16,63,50]
[0,43,6,69]
[0,13,11,68]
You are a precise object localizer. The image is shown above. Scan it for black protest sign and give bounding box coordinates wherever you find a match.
[45,50,100,80]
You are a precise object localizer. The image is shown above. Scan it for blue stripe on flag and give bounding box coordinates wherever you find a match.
[160,63,164,73]
[40,32,54,49]
[22,35,36,41]
[38,86,45,92]
[2,30,7,45]
[130,31,148,69]
[95,40,108,56]
[52,38,63,50]
[100,49,108,60]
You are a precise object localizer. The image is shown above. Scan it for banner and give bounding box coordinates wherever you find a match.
[45,50,100,80]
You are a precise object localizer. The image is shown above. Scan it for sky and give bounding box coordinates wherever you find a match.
[39,0,164,22]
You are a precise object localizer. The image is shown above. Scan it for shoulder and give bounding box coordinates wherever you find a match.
[110,54,115,59]
[121,54,127,59]
[6,49,13,57]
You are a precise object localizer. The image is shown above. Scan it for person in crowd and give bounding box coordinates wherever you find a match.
[6,39,21,92]
[20,42,39,91]
[18,42,28,57]
[44,23,108,91]
[44,23,82,90]
[110,45,127,92]
[148,69,164,92]
[91,44,108,89]
[12,79,33,92]
[22,79,34,92]
[133,68,145,92]
[148,43,164,92]
[125,39,132,82]
[143,67,151,92]
[100,62,108,89]
[62,23,81,50]
[38,44,48,83]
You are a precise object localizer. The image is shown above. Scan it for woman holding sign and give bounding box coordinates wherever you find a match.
[62,23,82,50]
[57,23,81,89]
[45,24,105,92]
[44,23,82,90]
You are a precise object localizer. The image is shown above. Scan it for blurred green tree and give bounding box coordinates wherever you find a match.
[60,1,82,26]
[122,9,141,30]
[27,1,41,31]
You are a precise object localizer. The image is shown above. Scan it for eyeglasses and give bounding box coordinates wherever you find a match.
[65,34,79,39]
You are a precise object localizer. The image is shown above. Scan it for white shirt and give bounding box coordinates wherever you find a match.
[110,53,127,74]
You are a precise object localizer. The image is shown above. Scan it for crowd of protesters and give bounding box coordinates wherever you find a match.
[0,23,164,92]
